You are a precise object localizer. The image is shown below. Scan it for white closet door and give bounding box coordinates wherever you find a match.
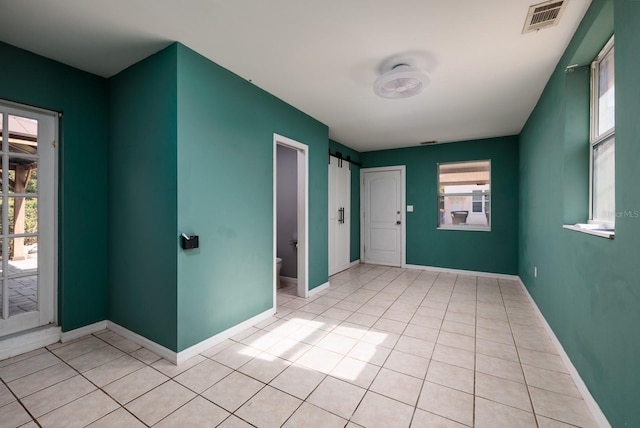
[328,156,350,276]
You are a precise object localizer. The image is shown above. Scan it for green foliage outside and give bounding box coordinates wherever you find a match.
[1,168,38,259]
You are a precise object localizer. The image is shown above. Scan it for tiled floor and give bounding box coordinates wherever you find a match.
[0,264,600,427]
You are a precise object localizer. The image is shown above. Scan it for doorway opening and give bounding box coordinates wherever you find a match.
[273,134,308,302]
[0,100,58,338]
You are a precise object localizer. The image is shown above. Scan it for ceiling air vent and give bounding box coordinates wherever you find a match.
[522,0,567,34]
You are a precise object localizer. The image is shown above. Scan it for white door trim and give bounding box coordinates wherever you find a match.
[0,101,58,337]
[360,166,406,267]
[273,134,309,300]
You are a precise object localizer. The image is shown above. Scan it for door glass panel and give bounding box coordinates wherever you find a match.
[7,234,38,317]
[9,275,38,316]
[1,108,43,325]
[7,161,38,194]
[7,197,38,235]
[8,115,38,155]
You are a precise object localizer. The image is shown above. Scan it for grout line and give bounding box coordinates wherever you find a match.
[498,278,540,428]
[1,375,43,427]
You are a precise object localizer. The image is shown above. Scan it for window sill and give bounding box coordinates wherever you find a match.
[438,225,491,232]
[563,224,615,239]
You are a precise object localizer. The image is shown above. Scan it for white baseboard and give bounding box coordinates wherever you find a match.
[280,276,297,286]
[403,263,520,281]
[61,321,107,343]
[350,259,361,267]
[309,281,330,296]
[106,321,177,363]
[107,307,276,365]
[0,325,61,361]
[517,279,611,428]
[175,307,276,364]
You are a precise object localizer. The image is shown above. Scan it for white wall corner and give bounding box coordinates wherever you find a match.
[517,279,611,428]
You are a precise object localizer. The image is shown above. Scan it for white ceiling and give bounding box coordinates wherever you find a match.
[0,0,591,152]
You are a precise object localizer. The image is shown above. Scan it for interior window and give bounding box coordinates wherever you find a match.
[590,36,615,228]
[438,160,491,231]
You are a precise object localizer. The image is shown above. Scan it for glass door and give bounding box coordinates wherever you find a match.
[0,102,56,337]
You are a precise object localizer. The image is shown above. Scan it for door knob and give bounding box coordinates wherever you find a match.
[396,221,401,225]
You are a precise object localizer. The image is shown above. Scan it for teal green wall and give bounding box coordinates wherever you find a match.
[520,0,640,424]
[362,137,519,275]
[329,140,361,263]
[0,42,109,331]
[108,46,179,351]
[175,44,329,351]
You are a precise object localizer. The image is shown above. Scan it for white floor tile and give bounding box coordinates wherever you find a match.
[1,265,598,428]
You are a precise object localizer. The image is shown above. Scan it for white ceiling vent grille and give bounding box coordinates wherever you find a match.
[522,0,567,34]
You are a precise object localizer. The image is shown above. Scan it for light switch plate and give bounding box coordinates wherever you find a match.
[407,205,414,212]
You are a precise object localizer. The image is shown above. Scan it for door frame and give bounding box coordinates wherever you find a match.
[273,134,309,301]
[360,166,406,267]
[0,99,59,337]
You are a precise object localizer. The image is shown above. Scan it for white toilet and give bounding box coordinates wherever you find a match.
[276,257,283,288]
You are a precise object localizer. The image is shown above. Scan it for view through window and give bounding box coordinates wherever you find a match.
[438,160,491,230]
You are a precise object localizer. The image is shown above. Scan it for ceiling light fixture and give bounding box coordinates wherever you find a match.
[374,64,430,99]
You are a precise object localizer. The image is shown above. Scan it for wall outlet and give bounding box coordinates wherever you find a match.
[534,266,537,278]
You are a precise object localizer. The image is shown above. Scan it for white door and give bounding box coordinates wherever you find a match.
[0,103,57,337]
[362,168,403,266]
[328,156,350,275]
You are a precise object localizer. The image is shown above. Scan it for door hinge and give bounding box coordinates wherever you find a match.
[51,140,57,148]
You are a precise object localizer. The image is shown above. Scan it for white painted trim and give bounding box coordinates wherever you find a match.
[0,325,61,361]
[517,278,611,428]
[0,103,58,336]
[404,264,520,281]
[61,320,107,342]
[437,225,491,233]
[360,166,406,268]
[176,307,276,364]
[350,259,361,267]
[273,134,309,301]
[309,281,330,296]
[107,321,177,364]
[108,308,277,365]
[563,224,615,239]
[280,276,298,286]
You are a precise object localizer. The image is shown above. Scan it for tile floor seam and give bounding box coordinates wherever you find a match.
[408,271,451,428]
[499,277,541,428]
[1,374,43,428]
[471,275,478,428]
[91,369,170,427]
[19,347,104,422]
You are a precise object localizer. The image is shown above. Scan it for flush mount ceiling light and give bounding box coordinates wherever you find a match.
[374,64,430,99]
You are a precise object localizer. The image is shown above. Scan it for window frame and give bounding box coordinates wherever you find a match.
[437,160,491,232]
[589,35,615,228]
